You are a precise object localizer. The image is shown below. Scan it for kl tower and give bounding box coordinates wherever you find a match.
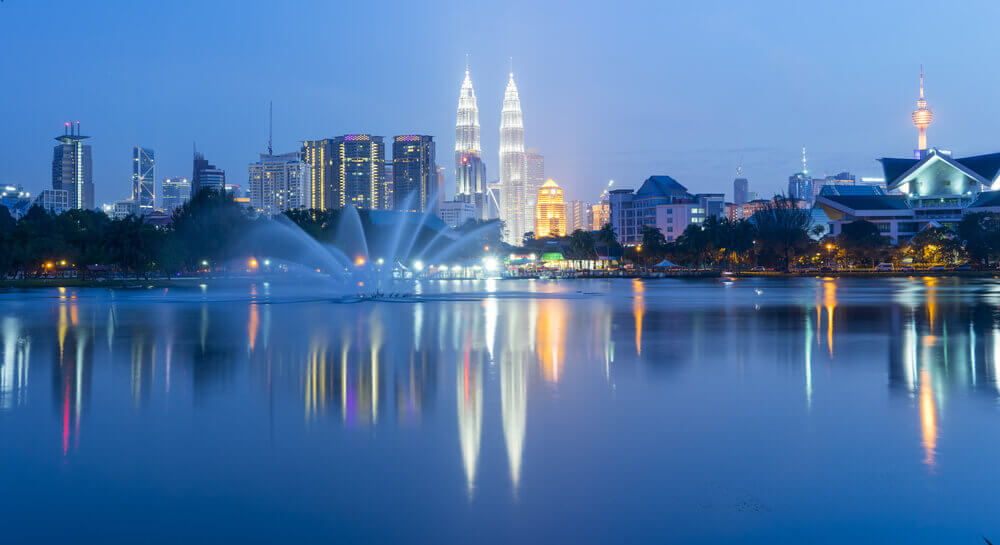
[912,67,934,158]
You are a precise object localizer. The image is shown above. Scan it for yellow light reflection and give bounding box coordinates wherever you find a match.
[823,280,836,358]
[919,368,938,470]
[633,279,645,356]
[536,299,568,382]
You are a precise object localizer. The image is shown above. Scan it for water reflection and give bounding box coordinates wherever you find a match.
[11,278,1000,503]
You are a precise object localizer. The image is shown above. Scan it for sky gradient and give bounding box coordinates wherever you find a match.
[3,0,1000,205]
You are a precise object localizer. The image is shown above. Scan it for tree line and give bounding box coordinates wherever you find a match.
[0,189,504,280]
[523,196,1000,270]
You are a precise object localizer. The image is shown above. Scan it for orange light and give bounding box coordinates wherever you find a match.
[355,257,366,266]
[249,259,258,268]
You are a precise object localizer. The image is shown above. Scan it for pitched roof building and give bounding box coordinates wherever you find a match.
[815,149,1000,243]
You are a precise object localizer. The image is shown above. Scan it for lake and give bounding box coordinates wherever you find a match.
[1,277,998,543]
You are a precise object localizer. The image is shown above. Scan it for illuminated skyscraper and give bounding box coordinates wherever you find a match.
[912,67,934,158]
[500,71,527,245]
[393,135,436,212]
[132,146,155,213]
[302,138,334,210]
[302,135,384,210]
[52,122,93,210]
[336,135,384,210]
[535,179,566,238]
[455,64,486,215]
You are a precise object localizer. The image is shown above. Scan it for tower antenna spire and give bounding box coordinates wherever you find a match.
[267,101,273,156]
[802,146,808,175]
[920,64,925,99]
[509,56,513,77]
[465,53,470,73]
[736,154,743,177]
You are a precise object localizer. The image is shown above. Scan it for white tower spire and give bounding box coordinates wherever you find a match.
[500,68,527,245]
[455,58,485,205]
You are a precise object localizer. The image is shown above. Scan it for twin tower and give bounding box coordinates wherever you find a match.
[453,63,528,245]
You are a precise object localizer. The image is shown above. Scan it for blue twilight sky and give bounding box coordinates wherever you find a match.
[2,0,1000,206]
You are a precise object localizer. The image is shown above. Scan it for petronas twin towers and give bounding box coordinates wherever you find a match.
[454,62,528,245]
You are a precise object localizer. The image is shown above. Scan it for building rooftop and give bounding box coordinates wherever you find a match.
[635,176,689,199]
[969,190,1000,208]
[819,194,910,211]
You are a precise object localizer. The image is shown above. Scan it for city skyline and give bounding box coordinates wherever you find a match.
[4,2,1000,207]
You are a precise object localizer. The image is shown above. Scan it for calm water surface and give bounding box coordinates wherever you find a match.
[2,277,1000,543]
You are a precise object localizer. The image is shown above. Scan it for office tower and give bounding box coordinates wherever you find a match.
[455,64,486,215]
[564,200,587,232]
[912,67,933,157]
[499,71,527,245]
[733,164,749,205]
[191,152,226,196]
[52,122,93,210]
[131,146,155,213]
[392,135,436,212]
[535,179,566,238]
[161,177,191,211]
[248,152,310,215]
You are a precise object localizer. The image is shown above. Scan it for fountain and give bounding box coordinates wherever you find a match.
[236,195,502,301]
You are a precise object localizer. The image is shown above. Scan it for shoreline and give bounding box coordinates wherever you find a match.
[1,270,998,289]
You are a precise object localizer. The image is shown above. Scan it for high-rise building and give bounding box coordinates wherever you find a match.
[392,135,436,212]
[302,135,383,210]
[564,200,588,232]
[499,71,527,245]
[192,152,226,196]
[535,179,566,238]
[336,135,383,210]
[161,177,191,211]
[302,138,334,210]
[132,146,155,213]
[525,149,545,231]
[455,64,486,216]
[788,173,812,202]
[733,178,749,205]
[52,122,93,210]
[590,202,609,231]
[248,152,310,215]
[912,67,933,158]
[435,166,446,205]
